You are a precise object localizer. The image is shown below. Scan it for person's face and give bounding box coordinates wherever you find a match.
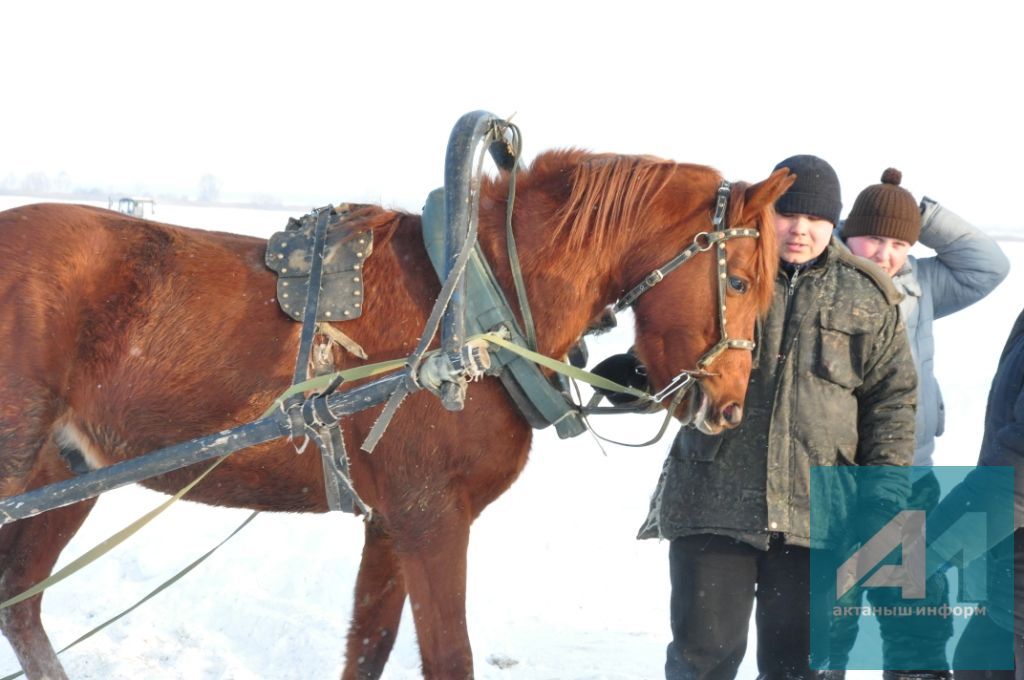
[774,212,834,264]
[846,235,911,276]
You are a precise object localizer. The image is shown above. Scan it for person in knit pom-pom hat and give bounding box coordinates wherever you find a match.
[843,168,1010,468]
[831,169,1012,677]
[843,168,922,276]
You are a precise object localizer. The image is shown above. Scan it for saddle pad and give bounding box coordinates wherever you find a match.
[265,204,373,322]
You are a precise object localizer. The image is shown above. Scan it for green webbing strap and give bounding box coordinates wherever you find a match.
[0,361,410,615]
[0,510,259,680]
[261,331,653,422]
[476,332,654,402]
[0,332,657,678]
[0,455,229,612]
[260,357,408,418]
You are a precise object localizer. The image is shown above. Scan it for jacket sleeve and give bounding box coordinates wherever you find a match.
[914,197,1011,320]
[925,350,1024,578]
[854,304,917,507]
[855,305,918,467]
[992,345,1024,464]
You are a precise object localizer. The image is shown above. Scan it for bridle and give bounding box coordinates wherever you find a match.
[613,180,761,402]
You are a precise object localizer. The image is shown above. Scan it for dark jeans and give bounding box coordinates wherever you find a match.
[828,472,954,671]
[667,533,816,680]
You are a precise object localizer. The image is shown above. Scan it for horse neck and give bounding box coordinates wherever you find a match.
[474,198,627,361]
[474,154,720,360]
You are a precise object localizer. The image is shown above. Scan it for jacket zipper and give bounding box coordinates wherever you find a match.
[783,266,801,322]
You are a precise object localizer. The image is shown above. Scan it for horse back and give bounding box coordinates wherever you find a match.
[0,202,531,516]
[0,204,297,467]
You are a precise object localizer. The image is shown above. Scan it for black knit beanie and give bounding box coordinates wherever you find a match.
[773,154,842,226]
[842,168,921,245]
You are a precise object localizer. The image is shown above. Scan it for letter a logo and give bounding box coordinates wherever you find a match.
[836,510,926,599]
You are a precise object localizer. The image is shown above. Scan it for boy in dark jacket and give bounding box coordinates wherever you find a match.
[635,155,918,679]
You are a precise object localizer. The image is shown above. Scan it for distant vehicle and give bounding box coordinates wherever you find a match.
[109,196,156,218]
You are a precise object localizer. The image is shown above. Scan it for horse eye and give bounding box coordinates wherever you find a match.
[728,276,749,294]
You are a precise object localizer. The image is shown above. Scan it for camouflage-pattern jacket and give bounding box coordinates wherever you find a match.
[638,239,918,550]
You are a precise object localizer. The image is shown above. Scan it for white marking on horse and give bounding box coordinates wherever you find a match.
[54,422,107,471]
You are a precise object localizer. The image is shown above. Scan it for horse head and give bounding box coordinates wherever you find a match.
[479,151,793,434]
[625,165,794,434]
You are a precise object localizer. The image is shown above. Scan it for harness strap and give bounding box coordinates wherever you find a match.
[613,181,729,313]
[581,379,691,449]
[291,206,333,385]
[361,123,511,452]
[502,123,538,351]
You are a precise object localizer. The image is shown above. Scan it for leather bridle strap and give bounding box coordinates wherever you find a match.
[613,181,760,373]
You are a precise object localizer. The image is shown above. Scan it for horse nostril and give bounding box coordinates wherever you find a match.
[722,402,743,426]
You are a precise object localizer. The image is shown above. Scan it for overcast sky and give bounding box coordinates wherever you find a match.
[4,1,1021,228]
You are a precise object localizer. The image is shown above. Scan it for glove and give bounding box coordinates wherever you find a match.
[919,195,940,230]
[567,338,589,368]
[855,500,902,544]
[591,352,650,405]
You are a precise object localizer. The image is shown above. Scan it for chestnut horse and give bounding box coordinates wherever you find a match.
[0,150,792,679]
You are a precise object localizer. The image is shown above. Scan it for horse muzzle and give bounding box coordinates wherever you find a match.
[682,382,744,435]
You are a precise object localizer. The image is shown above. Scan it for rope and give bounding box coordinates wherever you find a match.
[0,328,674,678]
[0,511,259,680]
[476,332,654,401]
[0,455,229,612]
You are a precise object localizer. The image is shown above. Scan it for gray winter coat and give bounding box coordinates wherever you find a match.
[639,241,918,550]
[891,198,1010,466]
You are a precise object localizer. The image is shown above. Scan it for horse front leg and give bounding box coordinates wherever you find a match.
[393,493,474,680]
[342,515,408,680]
[0,498,97,680]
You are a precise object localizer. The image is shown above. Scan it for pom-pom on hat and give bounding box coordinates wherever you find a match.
[842,168,921,245]
[772,154,842,226]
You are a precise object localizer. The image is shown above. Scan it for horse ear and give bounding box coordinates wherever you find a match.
[739,167,796,223]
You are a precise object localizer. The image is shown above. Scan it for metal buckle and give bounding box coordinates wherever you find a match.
[651,372,695,403]
[693,232,715,251]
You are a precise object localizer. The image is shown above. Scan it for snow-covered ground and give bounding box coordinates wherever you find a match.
[0,196,1021,679]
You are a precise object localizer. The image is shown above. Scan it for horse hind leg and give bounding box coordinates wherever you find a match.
[0,494,98,680]
[342,515,408,680]
[0,407,95,680]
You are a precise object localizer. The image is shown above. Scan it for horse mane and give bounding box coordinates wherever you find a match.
[499,149,777,314]
[542,150,679,252]
[340,149,776,316]
[333,203,408,243]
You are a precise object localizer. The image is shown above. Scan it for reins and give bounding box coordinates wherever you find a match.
[0,328,660,679]
[0,133,769,677]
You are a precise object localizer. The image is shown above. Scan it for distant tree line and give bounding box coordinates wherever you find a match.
[0,170,286,208]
